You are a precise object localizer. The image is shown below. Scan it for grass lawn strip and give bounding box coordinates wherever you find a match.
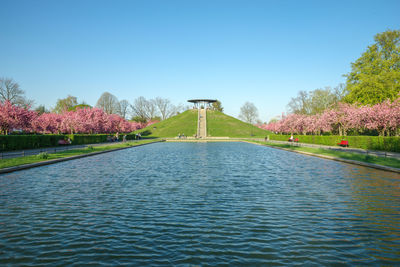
[0,139,162,171]
[247,140,400,171]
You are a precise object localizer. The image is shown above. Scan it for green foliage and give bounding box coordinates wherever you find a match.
[0,135,65,151]
[345,29,400,105]
[212,100,224,112]
[86,145,94,150]
[36,152,49,159]
[131,116,148,123]
[68,134,108,145]
[68,134,136,145]
[287,85,345,115]
[152,116,162,121]
[53,95,78,114]
[35,105,49,115]
[124,134,137,140]
[68,104,92,111]
[269,134,400,152]
[134,110,198,137]
[207,110,270,137]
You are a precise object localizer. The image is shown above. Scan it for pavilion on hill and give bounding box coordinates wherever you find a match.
[187,99,217,110]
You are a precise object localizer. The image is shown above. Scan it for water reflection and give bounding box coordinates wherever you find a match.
[0,142,399,265]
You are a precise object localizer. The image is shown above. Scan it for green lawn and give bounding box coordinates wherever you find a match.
[207,110,270,137]
[135,109,271,138]
[0,139,160,169]
[135,110,198,138]
[250,140,400,169]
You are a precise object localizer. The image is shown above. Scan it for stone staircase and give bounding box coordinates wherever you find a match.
[197,108,207,138]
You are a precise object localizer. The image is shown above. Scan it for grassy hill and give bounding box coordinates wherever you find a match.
[135,109,198,137]
[207,110,270,137]
[136,109,270,138]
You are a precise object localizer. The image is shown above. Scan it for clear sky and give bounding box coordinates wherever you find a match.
[1,0,399,122]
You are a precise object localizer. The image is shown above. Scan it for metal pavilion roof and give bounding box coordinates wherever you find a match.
[187,99,217,103]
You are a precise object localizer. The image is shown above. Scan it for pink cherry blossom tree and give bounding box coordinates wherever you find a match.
[257,97,400,136]
[0,101,37,134]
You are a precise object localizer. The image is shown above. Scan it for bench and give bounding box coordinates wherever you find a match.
[337,140,349,147]
[58,139,71,145]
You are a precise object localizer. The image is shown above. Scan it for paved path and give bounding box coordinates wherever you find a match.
[198,108,207,138]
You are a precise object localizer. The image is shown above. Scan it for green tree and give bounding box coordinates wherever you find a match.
[287,84,345,115]
[35,105,49,114]
[309,87,341,114]
[131,116,147,123]
[53,95,78,113]
[68,103,92,111]
[212,100,224,112]
[345,29,400,105]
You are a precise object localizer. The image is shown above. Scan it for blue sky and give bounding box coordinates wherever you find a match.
[1,0,399,122]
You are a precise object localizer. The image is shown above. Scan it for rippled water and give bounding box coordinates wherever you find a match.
[0,142,399,265]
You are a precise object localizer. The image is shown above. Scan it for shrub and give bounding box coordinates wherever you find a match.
[36,152,49,159]
[125,134,137,140]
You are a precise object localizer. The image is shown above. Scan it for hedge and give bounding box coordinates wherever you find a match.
[0,133,138,151]
[0,135,65,151]
[268,134,400,153]
[67,134,137,145]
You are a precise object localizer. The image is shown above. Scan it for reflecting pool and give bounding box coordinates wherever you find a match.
[0,142,399,265]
